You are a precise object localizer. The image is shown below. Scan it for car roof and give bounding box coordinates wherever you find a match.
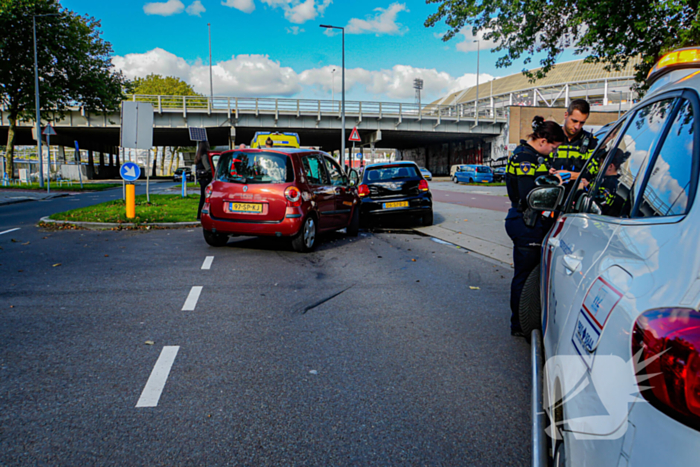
[365,161,418,169]
[217,147,326,155]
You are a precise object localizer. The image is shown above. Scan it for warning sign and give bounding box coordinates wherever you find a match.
[349,127,361,142]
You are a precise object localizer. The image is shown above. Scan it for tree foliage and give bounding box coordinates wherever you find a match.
[424,0,700,89]
[0,0,127,176]
[131,74,201,96]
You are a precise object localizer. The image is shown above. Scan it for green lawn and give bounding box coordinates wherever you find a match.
[1,182,121,191]
[48,194,200,224]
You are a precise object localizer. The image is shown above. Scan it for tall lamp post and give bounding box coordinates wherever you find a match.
[473,39,480,127]
[331,68,336,102]
[33,13,58,188]
[208,23,213,99]
[320,24,345,167]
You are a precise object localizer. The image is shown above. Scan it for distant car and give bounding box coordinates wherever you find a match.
[450,164,468,177]
[492,167,506,182]
[200,148,360,252]
[173,167,194,182]
[358,161,433,226]
[250,131,301,149]
[453,165,493,184]
[418,167,432,181]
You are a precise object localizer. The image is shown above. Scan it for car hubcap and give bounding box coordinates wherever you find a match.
[304,218,315,248]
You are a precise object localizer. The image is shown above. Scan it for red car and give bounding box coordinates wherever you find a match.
[201,148,360,252]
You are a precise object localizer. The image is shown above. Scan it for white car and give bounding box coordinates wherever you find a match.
[521,47,700,466]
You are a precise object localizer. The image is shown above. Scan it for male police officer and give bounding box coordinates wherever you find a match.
[547,99,598,180]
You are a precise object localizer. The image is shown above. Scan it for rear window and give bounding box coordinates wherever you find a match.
[476,166,491,173]
[366,165,420,181]
[215,151,294,184]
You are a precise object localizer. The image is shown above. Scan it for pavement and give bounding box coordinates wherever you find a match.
[2,177,513,267]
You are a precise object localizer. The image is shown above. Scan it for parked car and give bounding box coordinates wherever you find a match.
[418,167,432,181]
[520,47,700,466]
[250,131,301,149]
[492,167,506,182]
[450,164,468,178]
[357,161,433,226]
[453,165,493,184]
[200,148,360,252]
[173,167,194,182]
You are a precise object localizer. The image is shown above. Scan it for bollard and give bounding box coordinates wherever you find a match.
[182,172,187,197]
[126,183,136,219]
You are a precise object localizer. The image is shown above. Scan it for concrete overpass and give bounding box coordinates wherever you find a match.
[1,95,508,176]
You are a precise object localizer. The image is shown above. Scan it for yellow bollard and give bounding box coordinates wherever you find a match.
[126,183,135,219]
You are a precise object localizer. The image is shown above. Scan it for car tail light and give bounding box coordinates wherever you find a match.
[285,186,302,207]
[204,185,213,202]
[632,308,700,429]
[418,179,429,192]
[358,184,370,198]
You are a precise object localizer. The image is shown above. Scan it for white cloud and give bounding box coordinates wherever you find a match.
[113,48,496,101]
[143,0,185,16]
[186,0,206,15]
[285,0,317,24]
[455,29,498,53]
[346,3,408,35]
[286,26,305,35]
[221,0,255,13]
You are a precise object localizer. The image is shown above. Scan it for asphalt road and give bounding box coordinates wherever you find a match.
[1,194,530,466]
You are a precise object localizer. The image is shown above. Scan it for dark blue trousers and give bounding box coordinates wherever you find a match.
[505,208,548,331]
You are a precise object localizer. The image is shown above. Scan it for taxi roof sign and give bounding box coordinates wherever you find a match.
[349,127,361,142]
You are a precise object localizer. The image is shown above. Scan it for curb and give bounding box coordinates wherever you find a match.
[39,216,201,231]
[0,193,70,206]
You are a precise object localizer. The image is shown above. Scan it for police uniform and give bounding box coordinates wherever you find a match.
[546,129,598,174]
[505,141,551,334]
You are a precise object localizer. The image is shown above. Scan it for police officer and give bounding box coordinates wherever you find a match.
[505,117,566,337]
[546,99,598,180]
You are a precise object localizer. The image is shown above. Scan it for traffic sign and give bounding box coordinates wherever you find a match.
[349,127,361,142]
[42,123,57,136]
[120,162,141,182]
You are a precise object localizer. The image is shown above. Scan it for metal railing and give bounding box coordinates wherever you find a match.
[127,94,508,122]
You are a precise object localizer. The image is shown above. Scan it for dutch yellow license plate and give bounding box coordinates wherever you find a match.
[229,202,263,213]
[383,201,409,209]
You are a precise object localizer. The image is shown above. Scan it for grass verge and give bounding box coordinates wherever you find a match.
[48,194,199,224]
[1,182,121,191]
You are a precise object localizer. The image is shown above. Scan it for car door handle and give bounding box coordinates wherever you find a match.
[562,255,582,275]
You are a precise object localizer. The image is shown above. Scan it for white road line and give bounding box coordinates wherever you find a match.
[182,286,203,311]
[201,256,214,270]
[0,228,20,236]
[136,346,180,408]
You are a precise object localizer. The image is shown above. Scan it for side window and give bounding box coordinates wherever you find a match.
[301,155,327,185]
[322,156,345,186]
[586,98,676,217]
[636,99,695,217]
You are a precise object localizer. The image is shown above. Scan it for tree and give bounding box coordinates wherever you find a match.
[131,74,201,96]
[424,0,700,90]
[0,0,127,178]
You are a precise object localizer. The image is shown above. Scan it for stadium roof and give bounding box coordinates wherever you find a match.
[432,56,643,106]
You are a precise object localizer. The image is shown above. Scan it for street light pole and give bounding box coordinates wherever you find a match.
[33,13,58,189]
[320,24,345,167]
[208,23,213,100]
[331,68,336,102]
[473,39,480,126]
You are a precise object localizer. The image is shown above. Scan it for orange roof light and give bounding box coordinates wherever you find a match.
[650,48,700,79]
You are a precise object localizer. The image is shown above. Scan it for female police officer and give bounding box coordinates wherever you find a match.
[505,116,566,337]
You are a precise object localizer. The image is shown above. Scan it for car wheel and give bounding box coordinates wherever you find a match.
[519,266,541,337]
[422,210,433,226]
[203,229,229,247]
[347,207,360,237]
[292,215,317,252]
[452,176,458,184]
[468,178,473,183]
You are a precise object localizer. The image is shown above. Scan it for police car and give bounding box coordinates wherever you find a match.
[520,48,700,466]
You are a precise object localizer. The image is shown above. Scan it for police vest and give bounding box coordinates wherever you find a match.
[547,130,597,173]
[506,142,550,209]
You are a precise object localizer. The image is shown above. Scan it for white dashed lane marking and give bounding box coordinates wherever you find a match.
[201,256,214,270]
[135,346,180,408]
[182,286,203,311]
[0,228,20,236]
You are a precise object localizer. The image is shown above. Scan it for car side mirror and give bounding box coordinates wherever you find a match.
[527,186,564,211]
[347,169,359,187]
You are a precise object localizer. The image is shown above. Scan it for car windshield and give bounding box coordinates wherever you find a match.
[215,151,294,184]
[476,166,491,173]
[366,165,420,181]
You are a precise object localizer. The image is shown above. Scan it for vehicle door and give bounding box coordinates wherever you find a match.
[300,153,335,230]
[544,95,681,439]
[322,155,354,227]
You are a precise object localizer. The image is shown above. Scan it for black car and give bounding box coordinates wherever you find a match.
[493,167,506,182]
[173,167,194,182]
[357,161,433,226]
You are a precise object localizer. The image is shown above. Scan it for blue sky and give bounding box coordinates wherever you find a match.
[61,0,579,102]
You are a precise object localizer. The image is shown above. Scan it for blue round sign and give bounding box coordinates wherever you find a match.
[120,162,141,182]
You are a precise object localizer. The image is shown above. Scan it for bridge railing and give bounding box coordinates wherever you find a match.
[128,94,508,122]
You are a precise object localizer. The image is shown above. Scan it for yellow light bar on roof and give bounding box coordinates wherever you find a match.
[653,48,700,74]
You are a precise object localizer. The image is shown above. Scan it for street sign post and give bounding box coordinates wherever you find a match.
[348,127,361,169]
[121,102,154,202]
[120,162,141,219]
[42,124,57,194]
[73,141,83,189]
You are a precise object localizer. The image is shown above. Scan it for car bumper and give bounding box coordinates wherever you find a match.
[360,194,432,218]
[200,204,304,237]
